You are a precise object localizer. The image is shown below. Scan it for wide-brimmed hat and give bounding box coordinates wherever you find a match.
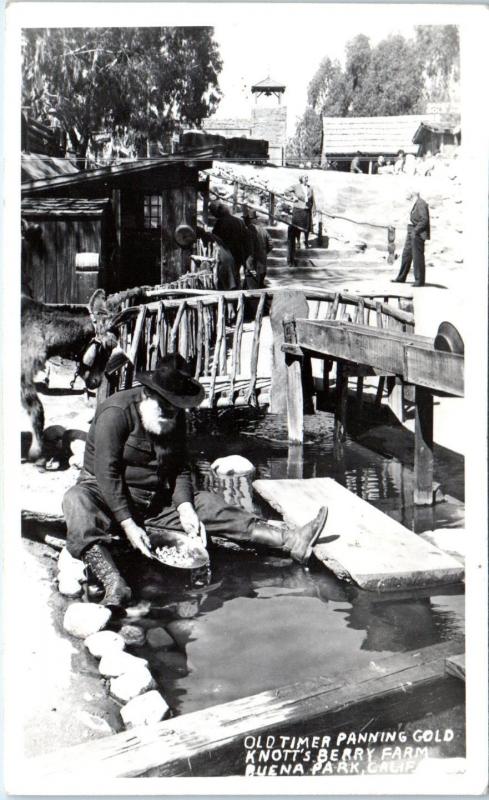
[136,354,205,409]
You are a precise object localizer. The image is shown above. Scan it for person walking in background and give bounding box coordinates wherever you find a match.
[392,186,430,287]
[350,152,363,174]
[394,149,406,174]
[243,208,273,289]
[301,174,316,248]
[286,174,314,265]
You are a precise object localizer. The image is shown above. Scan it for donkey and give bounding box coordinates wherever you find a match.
[21,289,118,462]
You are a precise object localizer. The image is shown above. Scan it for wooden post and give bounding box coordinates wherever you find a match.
[414,386,434,506]
[269,291,308,414]
[232,181,238,213]
[268,192,275,226]
[334,361,348,442]
[317,219,323,247]
[283,316,303,444]
[356,376,364,416]
[202,176,210,226]
[387,225,396,265]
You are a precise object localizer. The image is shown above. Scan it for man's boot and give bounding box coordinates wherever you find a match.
[249,507,328,565]
[83,543,132,608]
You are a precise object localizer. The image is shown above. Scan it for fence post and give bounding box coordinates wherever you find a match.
[387,225,396,265]
[268,192,275,226]
[317,219,323,247]
[232,181,238,213]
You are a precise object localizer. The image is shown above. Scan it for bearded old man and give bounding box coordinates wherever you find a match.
[62,355,327,608]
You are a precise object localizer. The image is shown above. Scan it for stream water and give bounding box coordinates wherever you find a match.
[117,409,465,717]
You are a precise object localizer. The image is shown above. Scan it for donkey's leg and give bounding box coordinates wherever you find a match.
[21,380,45,462]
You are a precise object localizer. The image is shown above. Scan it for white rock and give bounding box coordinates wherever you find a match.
[75,710,114,735]
[109,668,155,703]
[120,691,169,729]
[58,576,83,598]
[85,630,126,658]
[119,625,146,647]
[211,455,255,476]
[125,600,151,619]
[63,603,111,638]
[99,651,148,677]
[58,547,86,582]
[146,627,174,648]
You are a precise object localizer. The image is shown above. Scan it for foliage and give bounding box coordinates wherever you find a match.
[289,26,459,159]
[22,27,222,161]
[415,25,460,103]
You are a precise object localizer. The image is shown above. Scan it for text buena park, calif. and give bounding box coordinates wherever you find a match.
[243,729,455,776]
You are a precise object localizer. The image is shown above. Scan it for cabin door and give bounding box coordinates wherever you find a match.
[120,192,163,288]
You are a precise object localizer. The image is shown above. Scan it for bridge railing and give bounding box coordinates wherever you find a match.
[207,170,396,261]
[103,288,414,409]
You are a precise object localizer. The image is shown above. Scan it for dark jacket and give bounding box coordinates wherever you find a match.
[409,197,430,241]
[212,213,250,269]
[248,223,273,278]
[83,387,193,523]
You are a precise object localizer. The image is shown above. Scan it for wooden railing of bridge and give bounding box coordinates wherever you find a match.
[207,170,396,262]
[102,288,414,410]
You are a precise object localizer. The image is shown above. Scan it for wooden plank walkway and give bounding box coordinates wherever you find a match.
[28,639,463,780]
[253,478,465,591]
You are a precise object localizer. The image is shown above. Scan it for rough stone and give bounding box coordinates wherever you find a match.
[58,576,83,598]
[211,455,255,476]
[58,547,86,583]
[120,691,169,729]
[146,627,175,649]
[85,630,126,659]
[63,603,111,639]
[109,668,156,704]
[119,625,146,647]
[99,651,148,678]
[166,619,195,649]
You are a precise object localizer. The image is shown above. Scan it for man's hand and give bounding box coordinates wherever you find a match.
[120,518,152,558]
[177,502,207,547]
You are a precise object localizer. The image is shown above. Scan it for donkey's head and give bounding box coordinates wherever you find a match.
[76,290,118,390]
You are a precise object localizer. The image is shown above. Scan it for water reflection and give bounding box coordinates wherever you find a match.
[117,409,465,715]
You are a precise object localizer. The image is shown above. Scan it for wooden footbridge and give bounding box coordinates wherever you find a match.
[280,296,464,506]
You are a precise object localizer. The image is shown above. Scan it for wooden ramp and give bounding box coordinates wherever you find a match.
[28,639,463,780]
[253,478,464,591]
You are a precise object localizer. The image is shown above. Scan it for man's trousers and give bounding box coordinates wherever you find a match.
[395,225,426,285]
[62,471,257,560]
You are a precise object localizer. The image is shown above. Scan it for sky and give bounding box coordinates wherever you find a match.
[212,15,417,136]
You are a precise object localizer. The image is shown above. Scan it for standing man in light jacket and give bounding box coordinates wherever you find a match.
[392,186,430,287]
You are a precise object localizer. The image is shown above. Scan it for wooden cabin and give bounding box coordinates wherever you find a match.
[21,148,218,302]
[21,197,117,304]
[412,116,461,157]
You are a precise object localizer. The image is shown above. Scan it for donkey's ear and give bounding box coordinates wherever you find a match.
[88,289,107,316]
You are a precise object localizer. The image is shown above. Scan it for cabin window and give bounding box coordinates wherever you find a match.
[143,195,162,229]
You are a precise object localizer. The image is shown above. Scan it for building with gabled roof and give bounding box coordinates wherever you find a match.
[321,113,461,171]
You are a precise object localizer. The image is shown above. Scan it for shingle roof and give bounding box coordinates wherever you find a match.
[22,197,110,217]
[21,153,79,182]
[322,115,441,155]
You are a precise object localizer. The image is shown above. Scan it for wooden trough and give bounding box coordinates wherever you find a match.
[28,638,464,779]
[253,478,464,591]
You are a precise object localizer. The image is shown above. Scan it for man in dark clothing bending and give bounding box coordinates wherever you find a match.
[392,186,430,287]
[63,355,327,608]
[209,200,250,287]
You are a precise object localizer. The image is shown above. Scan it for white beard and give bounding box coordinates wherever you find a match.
[139,397,177,436]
